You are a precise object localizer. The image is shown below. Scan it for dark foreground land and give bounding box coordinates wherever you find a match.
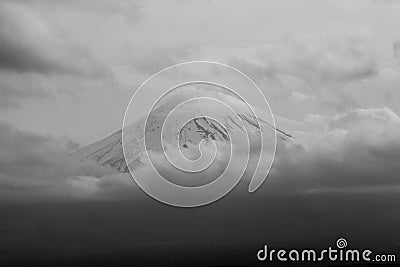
[1,193,399,266]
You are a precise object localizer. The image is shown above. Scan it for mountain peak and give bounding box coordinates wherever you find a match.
[73,109,292,174]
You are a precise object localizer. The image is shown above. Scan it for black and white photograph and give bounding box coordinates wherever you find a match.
[0,0,400,266]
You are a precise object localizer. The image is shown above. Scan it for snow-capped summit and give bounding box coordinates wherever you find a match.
[73,102,293,173]
[74,84,295,175]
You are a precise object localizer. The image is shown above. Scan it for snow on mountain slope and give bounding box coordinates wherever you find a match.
[73,105,293,173]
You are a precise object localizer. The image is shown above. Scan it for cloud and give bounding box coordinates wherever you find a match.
[0,73,51,109]
[393,41,400,59]
[0,69,116,110]
[125,45,198,74]
[103,105,400,198]
[31,0,142,21]
[227,32,378,83]
[0,2,106,76]
[0,2,118,109]
[372,0,400,5]
[289,92,316,103]
[0,122,124,202]
[1,104,400,202]
[269,107,400,193]
[1,0,399,202]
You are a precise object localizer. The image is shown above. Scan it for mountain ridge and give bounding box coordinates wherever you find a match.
[73,110,293,173]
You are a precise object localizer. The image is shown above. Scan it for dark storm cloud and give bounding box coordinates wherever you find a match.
[0,2,107,76]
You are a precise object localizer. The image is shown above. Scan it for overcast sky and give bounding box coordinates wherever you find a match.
[1,0,400,202]
[1,2,400,265]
